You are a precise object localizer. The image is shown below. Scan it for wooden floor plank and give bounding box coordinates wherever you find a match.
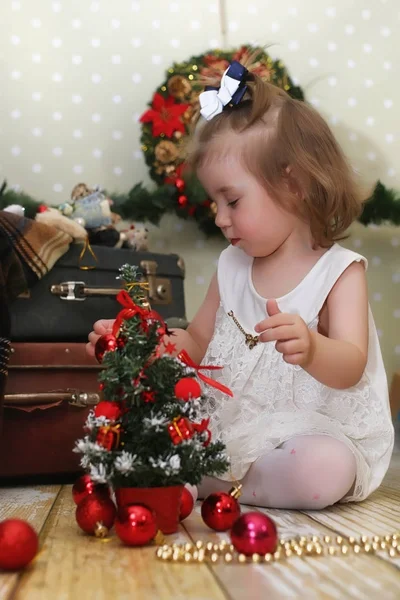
[0,485,61,600]
[302,491,400,571]
[301,493,399,538]
[259,507,400,599]
[1,452,399,599]
[11,486,228,600]
[182,502,400,600]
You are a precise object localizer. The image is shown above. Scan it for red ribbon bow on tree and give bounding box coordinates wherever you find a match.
[192,418,212,446]
[112,290,145,336]
[177,350,233,397]
[112,290,166,337]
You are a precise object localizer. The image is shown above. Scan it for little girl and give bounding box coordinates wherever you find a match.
[88,61,394,510]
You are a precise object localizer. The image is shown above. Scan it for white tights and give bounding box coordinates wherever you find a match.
[197,435,357,510]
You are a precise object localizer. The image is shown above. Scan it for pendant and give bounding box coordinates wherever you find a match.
[245,334,259,349]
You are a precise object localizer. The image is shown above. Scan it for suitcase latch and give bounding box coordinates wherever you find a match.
[51,281,86,301]
[70,392,101,408]
[140,260,172,305]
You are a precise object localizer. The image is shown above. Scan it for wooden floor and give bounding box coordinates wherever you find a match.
[1,453,399,600]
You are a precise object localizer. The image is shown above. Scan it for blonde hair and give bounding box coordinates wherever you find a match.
[187,73,364,247]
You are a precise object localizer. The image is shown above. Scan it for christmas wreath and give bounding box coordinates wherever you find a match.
[1,45,399,233]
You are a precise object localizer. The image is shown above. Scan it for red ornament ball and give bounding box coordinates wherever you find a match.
[230,512,278,556]
[75,493,116,536]
[175,177,185,192]
[72,474,110,506]
[117,336,126,350]
[174,377,201,401]
[95,333,118,363]
[201,489,241,531]
[179,487,194,521]
[37,204,48,213]
[178,194,188,207]
[94,401,122,422]
[0,519,39,571]
[115,504,157,546]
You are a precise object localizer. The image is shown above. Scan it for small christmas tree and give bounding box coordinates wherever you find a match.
[74,264,230,489]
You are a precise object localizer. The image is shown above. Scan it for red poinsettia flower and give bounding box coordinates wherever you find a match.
[232,46,271,80]
[140,93,189,138]
[232,46,249,64]
[200,55,230,79]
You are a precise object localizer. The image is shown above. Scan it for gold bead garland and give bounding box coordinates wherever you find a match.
[155,532,400,564]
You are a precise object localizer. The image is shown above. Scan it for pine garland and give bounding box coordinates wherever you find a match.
[358,181,400,227]
[1,44,399,234]
[1,178,399,235]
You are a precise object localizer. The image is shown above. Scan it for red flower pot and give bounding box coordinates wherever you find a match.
[114,485,184,534]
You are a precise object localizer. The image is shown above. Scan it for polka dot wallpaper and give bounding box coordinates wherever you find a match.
[1,1,399,381]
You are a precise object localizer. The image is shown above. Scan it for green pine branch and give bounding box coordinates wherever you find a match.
[359,180,400,227]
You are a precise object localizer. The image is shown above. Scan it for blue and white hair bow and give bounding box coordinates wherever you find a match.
[199,60,248,121]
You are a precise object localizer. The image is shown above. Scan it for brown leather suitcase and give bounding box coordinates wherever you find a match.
[0,343,102,481]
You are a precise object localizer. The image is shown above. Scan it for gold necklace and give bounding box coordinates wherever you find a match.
[227,310,259,349]
[156,531,400,564]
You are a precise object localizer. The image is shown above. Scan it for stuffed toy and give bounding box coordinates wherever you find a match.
[88,224,149,251]
[27,182,150,251]
[120,224,149,251]
[57,183,113,229]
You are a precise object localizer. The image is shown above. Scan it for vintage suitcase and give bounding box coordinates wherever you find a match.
[0,343,102,481]
[9,244,187,342]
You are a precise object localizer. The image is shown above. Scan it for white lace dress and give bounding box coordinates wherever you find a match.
[200,243,394,502]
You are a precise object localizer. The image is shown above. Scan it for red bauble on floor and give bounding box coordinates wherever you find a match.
[201,486,241,531]
[75,493,116,537]
[72,475,110,506]
[230,512,278,556]
[115,504,157,546]
[179,487,194,521]
[0,519,39,571]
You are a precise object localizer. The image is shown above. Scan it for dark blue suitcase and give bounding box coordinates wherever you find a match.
[9,244,187,342]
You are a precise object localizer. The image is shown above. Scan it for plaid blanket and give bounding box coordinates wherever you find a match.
[0,211,72,337]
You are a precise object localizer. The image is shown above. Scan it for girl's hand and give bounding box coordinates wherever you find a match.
[86,319,115,357]
[254,299,313,366]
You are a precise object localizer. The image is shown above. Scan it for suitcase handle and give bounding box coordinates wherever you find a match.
[50,260,172,304]
[4,390,101,408]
